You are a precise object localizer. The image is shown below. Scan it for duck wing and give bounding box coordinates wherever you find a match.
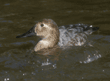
[59,23,99,35]
[58,24,99,46]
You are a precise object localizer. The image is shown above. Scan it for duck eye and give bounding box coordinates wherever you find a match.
[41,24,44,27]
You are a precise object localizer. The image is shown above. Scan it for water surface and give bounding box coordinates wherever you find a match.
[0,0,110,81]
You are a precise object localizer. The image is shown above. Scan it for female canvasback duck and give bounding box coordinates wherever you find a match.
[16,19,99,52]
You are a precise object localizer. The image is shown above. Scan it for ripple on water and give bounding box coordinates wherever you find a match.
[4,3,10,6]
[0,35,110,81]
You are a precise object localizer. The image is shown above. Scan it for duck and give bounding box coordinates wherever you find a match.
[16,19,99,52]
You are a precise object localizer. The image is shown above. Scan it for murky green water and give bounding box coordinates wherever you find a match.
[0,0,110,81]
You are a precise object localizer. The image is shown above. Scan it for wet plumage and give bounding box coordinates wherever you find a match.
[16,19,99,52]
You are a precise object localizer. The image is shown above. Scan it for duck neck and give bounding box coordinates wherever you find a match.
[42,33,59,46]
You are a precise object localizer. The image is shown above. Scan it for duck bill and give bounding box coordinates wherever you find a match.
[16,26,36,38]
